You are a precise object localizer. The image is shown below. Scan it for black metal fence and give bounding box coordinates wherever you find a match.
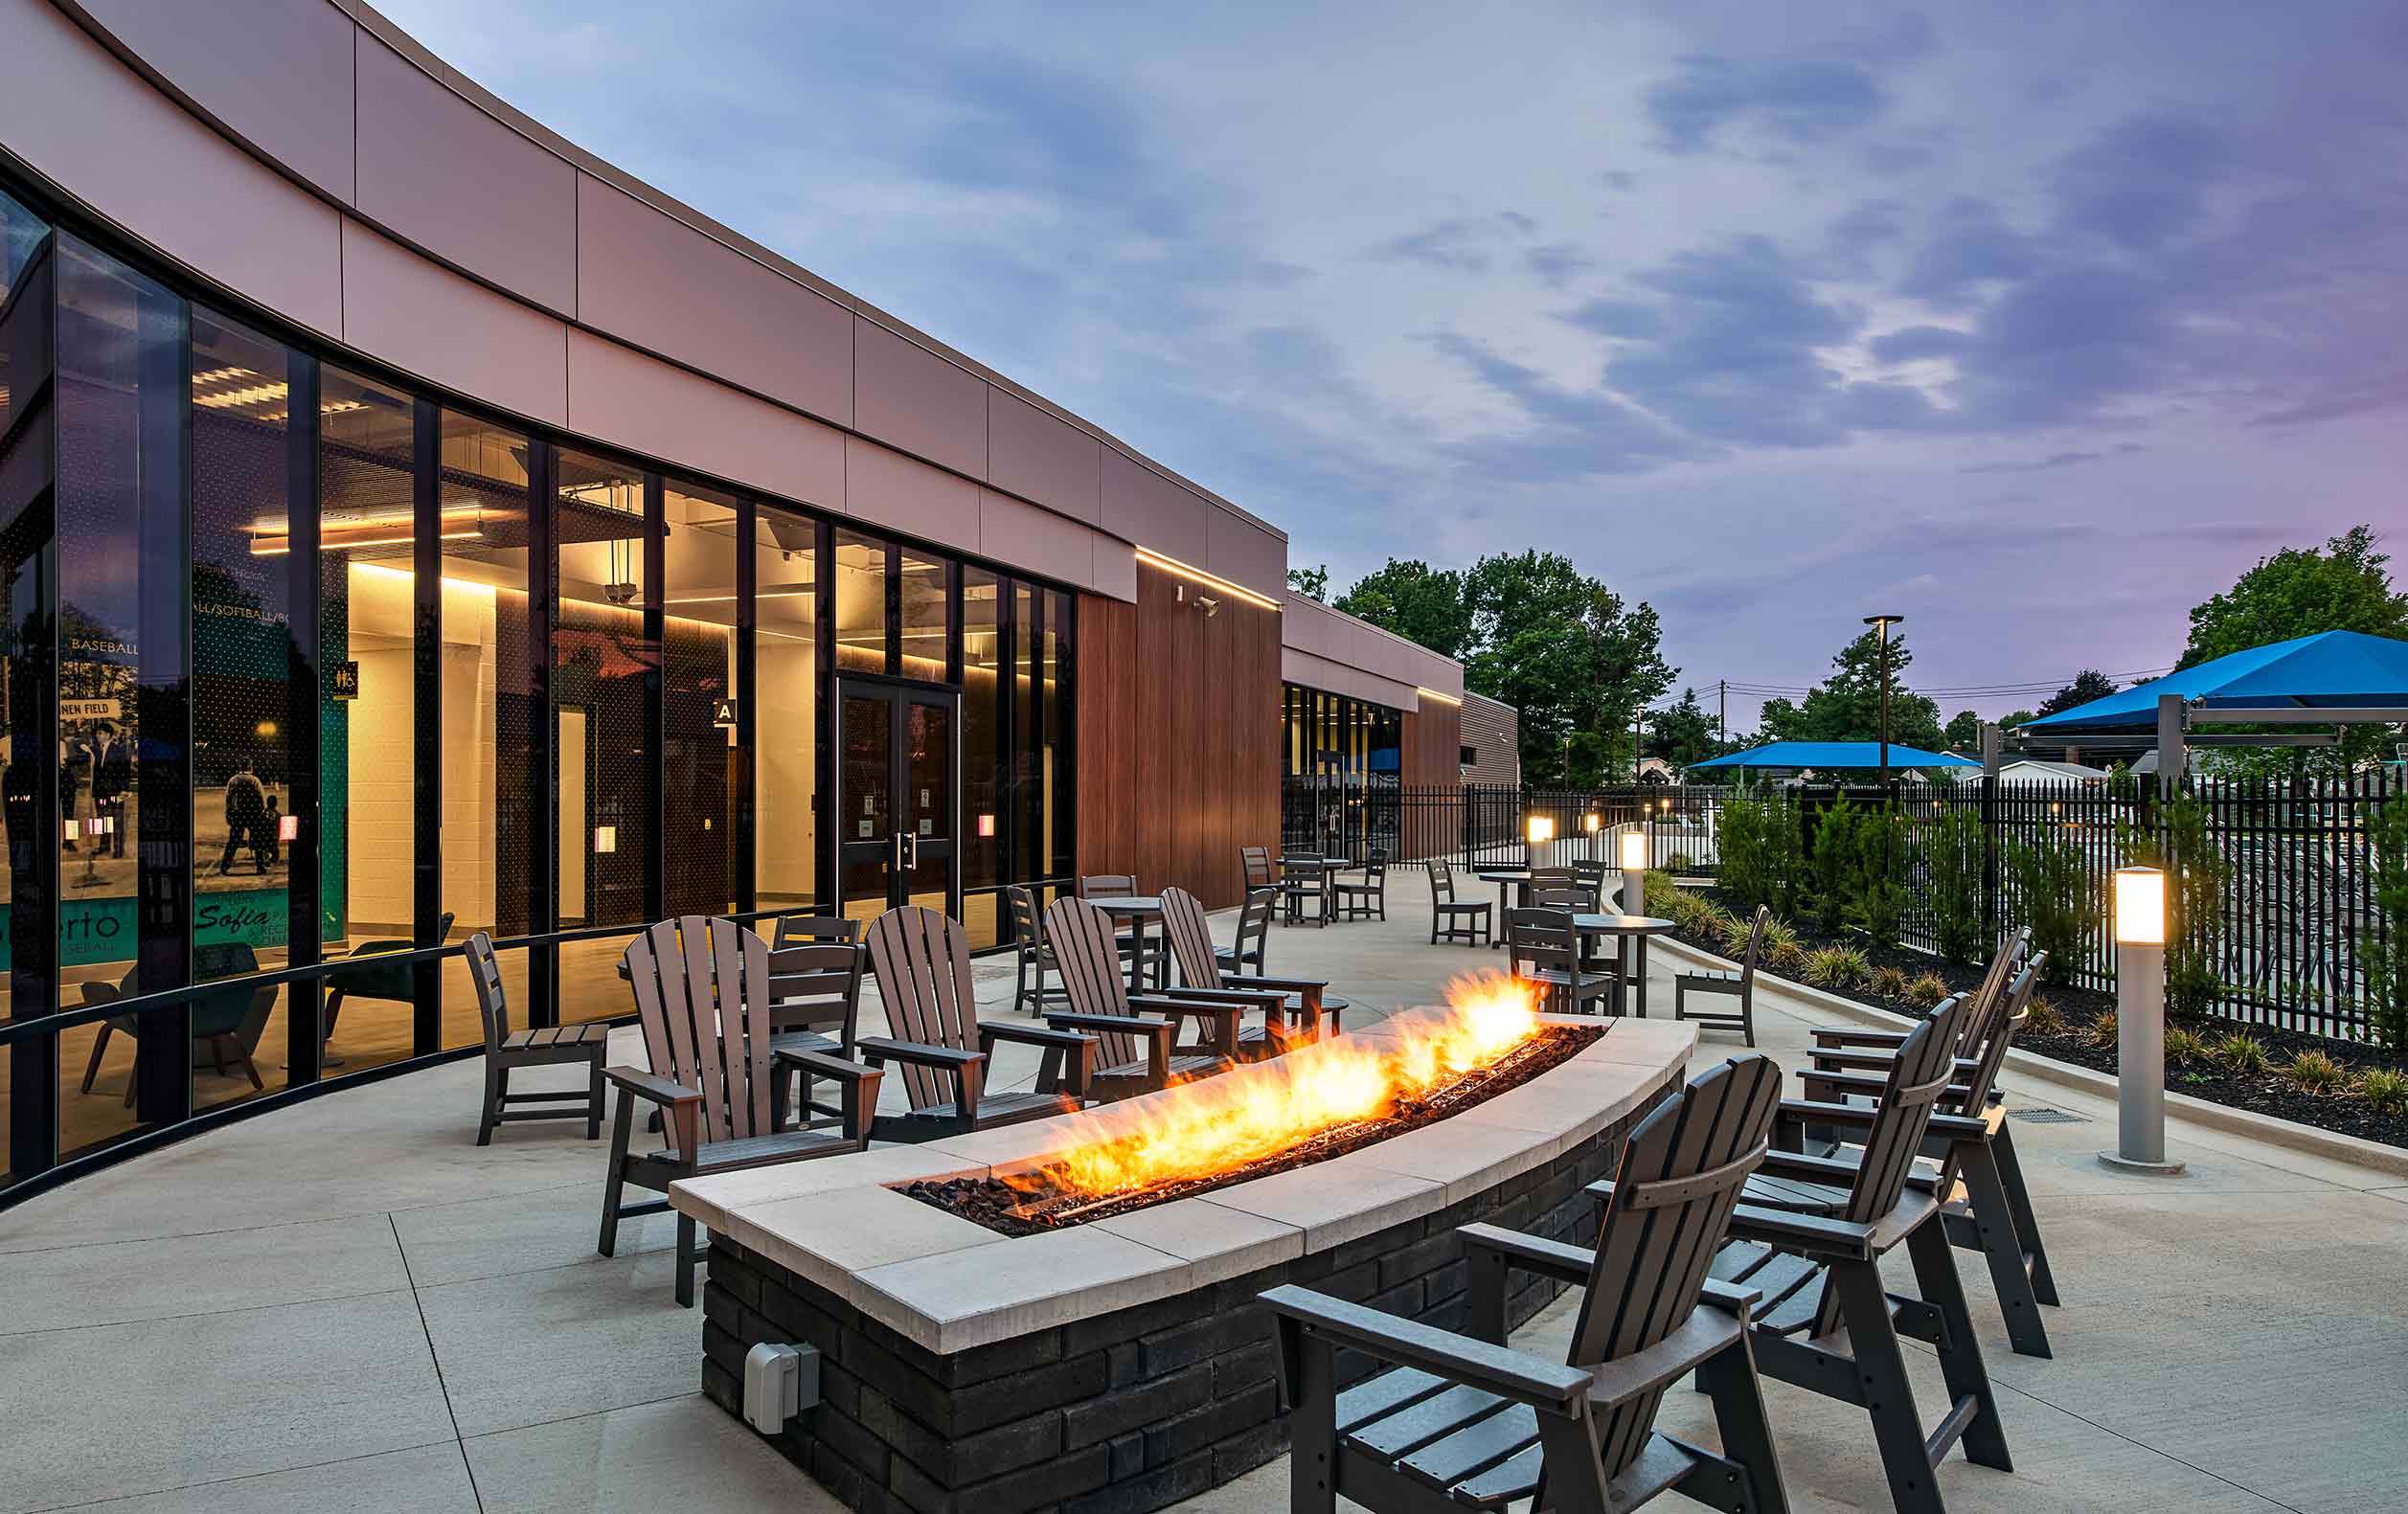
[1284,772,2405,1043]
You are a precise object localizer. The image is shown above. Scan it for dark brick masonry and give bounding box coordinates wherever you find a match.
[699,1083,1668,1514]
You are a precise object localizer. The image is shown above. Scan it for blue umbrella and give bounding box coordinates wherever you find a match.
[1689,740,1977,771]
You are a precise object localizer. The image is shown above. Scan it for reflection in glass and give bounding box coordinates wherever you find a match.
[0,189,51,1183]
[554,450,649,945]
[832,530,887,673]
[753,506,816,913]
[898,549,946,681]
[316,365,420,1075]
[960,568,1001,946]
[663,481,737,916]
[840,692,891,924]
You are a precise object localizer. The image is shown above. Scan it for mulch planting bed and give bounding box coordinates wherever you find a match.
[1665,888,2408,1153]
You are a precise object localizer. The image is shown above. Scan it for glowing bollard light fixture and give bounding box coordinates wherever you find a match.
[1526,813,1554,868]
[2100,866,2186,1176]
[1583,810,1602,862]
[1618,825,1649,916]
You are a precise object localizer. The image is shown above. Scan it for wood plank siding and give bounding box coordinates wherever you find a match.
[1075,561,1281,908]
[1400,700,1463,790]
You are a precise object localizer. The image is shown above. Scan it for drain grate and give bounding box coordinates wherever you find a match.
[2009,1107,2088,1124]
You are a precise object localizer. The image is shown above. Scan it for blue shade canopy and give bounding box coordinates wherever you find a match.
[1689,740,1976,770]
[2023,630,2408,732]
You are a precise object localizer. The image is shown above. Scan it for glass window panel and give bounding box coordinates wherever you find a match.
[897,549,946,682]
[1,190,53,444]
[753,507,816,914]
[960,567,1001,946]
[1013,581,1038,881]
[1043,590,1068,880]
[554,452,649,1015]
[435,412,533,1037]
[57,237,180,1152]
[188,310,297,1111]
[0,191,50,1182]
[662,480,737,917]
[831,530,887,673]
[316,365,418,1074]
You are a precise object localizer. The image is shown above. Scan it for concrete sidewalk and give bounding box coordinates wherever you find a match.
[1,870,2400,1512]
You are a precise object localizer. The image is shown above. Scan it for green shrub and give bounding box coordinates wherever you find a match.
[1665,850,1694,873]
[1718,789,1806,919]
[1801,945,1872,990]
[2362,796,2408,1050]
[2163,1026,2208,1064]
[1920,807,1986,964]
[1717,912,1759,957]
[1808,799,1861,936]
[2285,1049,2347,1094]
[2088,1009,2119,1049]
[2120,797,2231,1020]
[2024,997,2065,1036]
[2215,1033,2269,1076]
[2005,832,2100,983]
[1854,804,1910,952]
[1870,964,1912,1001]
[2355,1067,2408,1115]
[1905,972,1949,1008]
[1763,920,1806,974]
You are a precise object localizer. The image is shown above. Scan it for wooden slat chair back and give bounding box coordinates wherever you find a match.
[1569,1053,1783,1482]
[1962,927,2032,1055]
[861,905,985,1112]
[1079,873,1138,898]
[1224,887,1276,974]
[1045,895,1148,1069]
[1157,886,1336,1052]
[1157,887,1227,995]
[764,941,861,1043]
[771,914,860,949]
[469,930,512,1051]
[625,916,778,1147]
[1839,992,1967,1231]
[1572,859,1612,911]
[1240,846,1274,889]
[1954,960,2039,1117]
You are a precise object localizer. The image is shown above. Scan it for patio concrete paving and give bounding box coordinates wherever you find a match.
[1,868,2399,1512]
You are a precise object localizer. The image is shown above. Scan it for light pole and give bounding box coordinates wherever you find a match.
[2100,866,2186,1176]
[1863,613,1903,782]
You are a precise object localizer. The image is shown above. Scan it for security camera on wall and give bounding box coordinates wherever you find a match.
[1197,596,1220,618]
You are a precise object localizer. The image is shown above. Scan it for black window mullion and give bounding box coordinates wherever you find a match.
[734,497,757,915]
[410,399,442,1053]
[528,441,557,1027]
[945,559,963,685]
[642,472,666,925]
[283,353,324,1084]
[884,540,902,676]
[813,517,834,912]
[132,292,191,1125]
[998,576,1017,908]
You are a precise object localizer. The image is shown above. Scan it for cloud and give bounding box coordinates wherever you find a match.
[1957,442,2146,474]
[1524,243,1594,287]
[1366,213,1536,274]
[1644,56,1890,152]
[1898,197,2041,305]
[2049,111,2231,251]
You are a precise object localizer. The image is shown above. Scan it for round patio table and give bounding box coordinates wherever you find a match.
[1569,914,1675,1018]
[1086,895,1170,989]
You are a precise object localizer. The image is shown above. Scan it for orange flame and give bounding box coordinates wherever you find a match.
[1007,971,1541,1202]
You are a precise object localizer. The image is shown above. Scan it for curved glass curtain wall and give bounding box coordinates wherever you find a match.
[0,174,1078,1198]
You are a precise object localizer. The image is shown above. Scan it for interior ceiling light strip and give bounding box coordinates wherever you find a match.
[1133,547,1281,610]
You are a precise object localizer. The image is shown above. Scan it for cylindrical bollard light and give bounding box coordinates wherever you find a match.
[1618,825,1648,916]
[2101,866,2186,1175]
[1526,814,1554,870]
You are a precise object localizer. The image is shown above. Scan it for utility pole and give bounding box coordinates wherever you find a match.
[1863,613,1904,784]
[1717,678,1727,746]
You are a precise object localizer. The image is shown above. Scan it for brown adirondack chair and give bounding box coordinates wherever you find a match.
[1156,885,1342,1057]
[467,929,607,1145]
[1794,955,2059,1358]
[1675,904,1768,1046]
[1631,995,2010,1514]
[602,916,881,1306]
[1043,895,1240,1095]
[1262,1053,1790,1514]
[858,905,1096,1139]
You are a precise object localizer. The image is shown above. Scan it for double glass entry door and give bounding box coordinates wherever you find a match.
[838,681,958,925]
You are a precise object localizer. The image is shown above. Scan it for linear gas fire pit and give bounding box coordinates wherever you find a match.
[673,999,1695,1514]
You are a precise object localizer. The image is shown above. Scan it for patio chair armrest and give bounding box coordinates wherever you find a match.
[1806,1047,1907,1073]
[1809,1024,1910,1048]
[1042,1011,1170,1048]
[1755,1148,1863,1185]
[1129,995,1246,1044]
[603,1066,702,1108]
[1260,1285,1591,1411]
[1723,1200,1876,1261]
[1219,973,1328,1004]
[1697,1278,1762,1316]
[1797,1067,1889,1100]
[770,1048,879,1082]
[1775,1096,1880,1129]
[1926,1110,1991,1142]
[854,1036,985,1072]
[1457,1222,1595,1287]
[979,1021,1100,1053]
[1579,1307,1754,1410]
[1147,985,1285,1012]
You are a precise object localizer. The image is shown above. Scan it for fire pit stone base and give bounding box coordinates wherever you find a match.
[700,1083,1670,1514]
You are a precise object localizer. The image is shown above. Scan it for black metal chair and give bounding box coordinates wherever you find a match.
[468,929,607,1144]
[1281,857,1330,927]
[1507,907,1618,1015]
[1425,858,1492,946]
[1675,904,1767,1046]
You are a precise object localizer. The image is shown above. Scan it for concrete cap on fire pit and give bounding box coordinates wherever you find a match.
[670,1006,1695,1355]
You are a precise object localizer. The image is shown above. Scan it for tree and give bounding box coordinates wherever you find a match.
[1998,709,2036,731]
[1648,688,1722,770]
[1334,558,1473,661]
[2181,525,2407,774]
[1459,551,1675,785]
[1943,709,1983,753]
[2036,669,2120,718]
[2180,525,2408,667]
[1286,563,1329,601]
[1758,626,1946,763]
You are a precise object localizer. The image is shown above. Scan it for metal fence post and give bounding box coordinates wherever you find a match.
[1980,722,2003,939]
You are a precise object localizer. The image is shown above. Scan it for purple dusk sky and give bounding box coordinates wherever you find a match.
[377,1,2408,727]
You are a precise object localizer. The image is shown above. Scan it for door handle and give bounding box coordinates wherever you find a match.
[897,831,918,872]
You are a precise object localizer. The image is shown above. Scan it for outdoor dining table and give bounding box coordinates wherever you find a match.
[1086,895,1171,989]
[1570,914,1675,1018]
[1473,868,1536,949]
[1279,856,1353,921]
